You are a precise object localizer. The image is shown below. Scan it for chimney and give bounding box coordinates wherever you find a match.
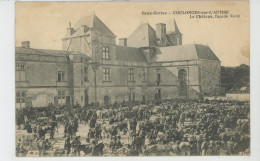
[66,22,73,36]
[156,23,166,47]
[119,38,127,46]
[21,41,30,48]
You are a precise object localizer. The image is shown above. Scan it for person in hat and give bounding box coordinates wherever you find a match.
[67,123,73,139]
[63,120,69,138]
[88,129,95,139]
[115,136,123,150]
[50,127,55,139]
[91,140,102,156]
[95,123,102,140]
[64,137,71,156]
[38,126,45,140]
[72,136,81,156]
[42,139,51,156]
[111,125,118,137]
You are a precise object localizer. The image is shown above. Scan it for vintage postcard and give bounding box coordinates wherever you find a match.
[15,1,250,157]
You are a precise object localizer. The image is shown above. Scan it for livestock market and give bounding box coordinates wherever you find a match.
[15,98,250,157]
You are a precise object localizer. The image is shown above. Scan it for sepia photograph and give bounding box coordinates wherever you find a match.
[15,1,250,157]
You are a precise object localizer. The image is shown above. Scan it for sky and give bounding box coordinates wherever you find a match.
[15,1,249,67]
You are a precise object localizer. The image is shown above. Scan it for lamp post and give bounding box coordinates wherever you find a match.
[92,62,99,105]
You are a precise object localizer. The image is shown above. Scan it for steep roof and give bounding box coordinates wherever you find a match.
[116,46,147,62]
[195,44,219,61]
[127,23,158,48]
[153,44,220,62]
[167,20,182,35]
[70,14,116,37]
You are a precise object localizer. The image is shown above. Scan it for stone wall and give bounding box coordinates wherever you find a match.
[199,60,221,96]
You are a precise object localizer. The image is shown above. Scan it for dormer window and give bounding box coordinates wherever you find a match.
[102,46,109,59]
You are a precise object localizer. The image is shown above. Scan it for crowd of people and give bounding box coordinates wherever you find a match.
[16,98,250,157]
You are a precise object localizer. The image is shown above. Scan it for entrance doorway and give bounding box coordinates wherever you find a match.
[178,69,188,96]
[104,95,109,106]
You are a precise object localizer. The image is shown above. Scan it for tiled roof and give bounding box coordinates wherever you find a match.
[153,44,220,62]
[195,44,220,61]
[71,14,116,37]
[116,46,147,62]
[127,23,158,48]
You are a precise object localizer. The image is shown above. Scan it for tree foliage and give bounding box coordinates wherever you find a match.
[221,64,250,93]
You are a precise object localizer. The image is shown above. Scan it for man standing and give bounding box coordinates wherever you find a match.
[63,121,69,138]
[64,137,71,156]
[72,136,81,156]
[42,139,51,156]
[50,128,55,139]
[67,123,73,139]
[90,116,96,129]
[38,126,45,140]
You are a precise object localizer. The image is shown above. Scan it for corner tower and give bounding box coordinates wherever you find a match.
[166,20,182,46]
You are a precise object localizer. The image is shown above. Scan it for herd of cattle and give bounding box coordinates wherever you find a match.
[16,98,250,156]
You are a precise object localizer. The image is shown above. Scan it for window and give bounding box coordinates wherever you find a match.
[103,68,110,82]
[16,64,26,71]
[102,46,109,59]
[16,98,20,103]
[57,71,65,82]
[128,69,134,82]
[16,64,26,81]
[16,92,26,108]
[84,67,88,82]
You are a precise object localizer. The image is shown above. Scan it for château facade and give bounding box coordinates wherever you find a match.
[15,14,221,108]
